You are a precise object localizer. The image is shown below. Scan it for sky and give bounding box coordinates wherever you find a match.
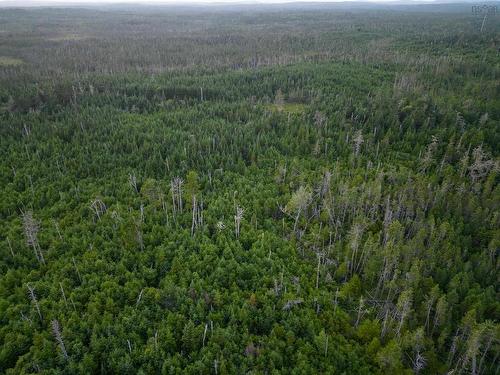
[0,0,440,4]
[0,0,472,7]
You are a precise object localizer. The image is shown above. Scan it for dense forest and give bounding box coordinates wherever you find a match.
[0,3,499,374]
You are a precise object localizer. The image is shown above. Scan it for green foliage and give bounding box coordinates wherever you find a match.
[0,4,499,374]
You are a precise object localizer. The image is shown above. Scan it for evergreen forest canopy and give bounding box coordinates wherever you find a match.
[0,2,499,374]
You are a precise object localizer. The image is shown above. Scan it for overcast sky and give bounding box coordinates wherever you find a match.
[0,0,438,4]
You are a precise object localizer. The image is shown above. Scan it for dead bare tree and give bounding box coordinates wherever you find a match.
[170,177,184,214]
[234,206,244,238]
[314,111,327,128]
[202,323,208,347]
[23,123,31,137]
[7,236,14,257]
[319,171,332,201]
[456,112,467,131]
[135,222,144,251]
[353,130,364,157]
[191,195,203,236]
[129,173,138,193]
[191,196,198,236]
[90,198,107,221]
[22,211,45,264]
[333,288,339,313]
[136,289,144,306]
[348,223,364,277]
[51,319,68,360]
[284,186,312,235]
[53,219,63,241]
[216,221,226,232]
[412,352,427,374]
[355,296,365,327]
[468,145,496,183]
[59,282,68,308]
[432,296,447,335]
[315,252,323,289]
[420,135,438,172]
[283,299,303,311]
[27,284,42,322]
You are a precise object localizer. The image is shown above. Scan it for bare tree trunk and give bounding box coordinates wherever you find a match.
[191,195,197,237]
[202,323,208,347]
[52,320,68,360]
[60,282,68,307]
[27,284,42,322]
[7,237,14,257]
[316,253,321,289]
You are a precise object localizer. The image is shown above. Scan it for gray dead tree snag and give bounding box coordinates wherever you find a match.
[348,223,364,278]
[191,195,198,236]
[316,252,322,289]
[234,206,244,239]
[202,323,208,347]
[282,299,303,311]
[7,236,15,257]
[20,311,32,325]
[420,135,438,172]
[353,129,364,157]
[27,284,42,322]
[468,145,497,183]
[477,324,496,375]
[199,200,204,229]
[285,186,312,235]
[22,210,45,264]
[412,352,426,374]
[410,328,427,374]
[52,319,68,360]
[479,112,489,126]
[129,173,138,193]
[23,123,31,137]
[191,195,204,237]
[170,177,184,214]
[90,198,107,221]
[135,221,144,251]
[432,296,447,335]
[53,219,63,241]
[139,204,145,223]
[216,221,226,232]
[324,335,329,357]
[136,289,144,306]
[319,171,331,201]
[461,328,484,375]
[59,282,68,307]
[153,330,158,350]
[355,296,365,327]
[314,111,327,129]
[333,288,339,313]
[160,193,169,227]
[456,111,467,132]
